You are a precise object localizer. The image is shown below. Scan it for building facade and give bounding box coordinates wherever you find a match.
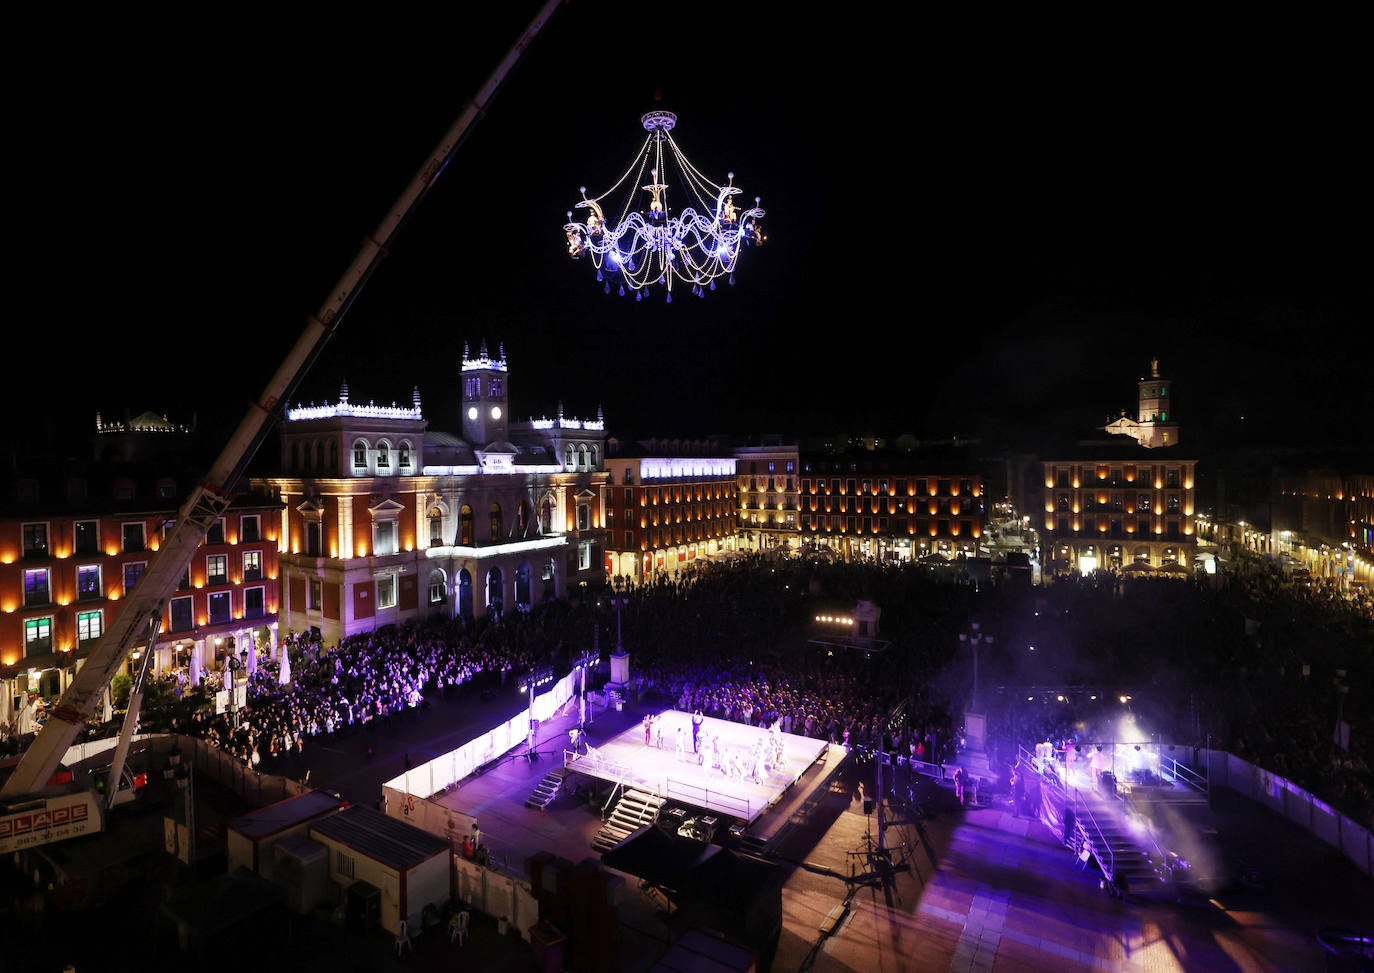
[603,440,738,581]
[734,439,801,555]
[257,342,608,644]
[0,412,283,735]
[797,442,986,563]
[1041,360,1196,575]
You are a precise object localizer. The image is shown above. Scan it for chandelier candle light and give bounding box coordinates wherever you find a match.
[564,109,765,302]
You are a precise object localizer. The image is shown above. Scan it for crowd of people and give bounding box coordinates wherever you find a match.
[5,545,1370,833]
[131,614,548,769]
[971,552,1374,829]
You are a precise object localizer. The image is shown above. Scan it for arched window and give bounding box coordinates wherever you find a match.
[429,506,445,547]
[486,566,504,619]
[457,568,474,622]
[489,502,503,542]
[577,444,590,470]
[541,497,555,534]
[428,567,447,604]
[352,439,369,473]
[460,505,474,546]
[376,441,391,471]
[398,440,412,470]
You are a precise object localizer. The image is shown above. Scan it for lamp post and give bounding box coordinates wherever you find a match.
[610,575,628,655]
[226,655,244,730]
[576,647,597,731]
[958,622,993,712]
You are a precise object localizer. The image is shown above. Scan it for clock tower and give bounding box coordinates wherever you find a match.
[461,339,510,446]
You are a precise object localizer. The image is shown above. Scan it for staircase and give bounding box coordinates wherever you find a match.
[592,786,664,853]
[525,769,566,810]
[1074,787,1160,896]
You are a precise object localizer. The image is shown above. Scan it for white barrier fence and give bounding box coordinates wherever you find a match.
[379,670,578,942]
[1202,748,1373,879]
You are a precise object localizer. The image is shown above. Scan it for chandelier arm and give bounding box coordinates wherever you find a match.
[626,151,656,224]
[665,133,725,203]
[653,137,670,217]
[582,131,656,222]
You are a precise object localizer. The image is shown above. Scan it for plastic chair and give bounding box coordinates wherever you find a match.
[450,910,469,946]
[395,918,413,956]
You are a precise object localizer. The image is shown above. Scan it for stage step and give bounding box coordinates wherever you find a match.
[525,769,566,810]
[1074,789,1165,895]
[592,787,664,853]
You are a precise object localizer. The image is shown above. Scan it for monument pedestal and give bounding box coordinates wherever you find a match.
[604,652,630,710]
[960,710,994,780]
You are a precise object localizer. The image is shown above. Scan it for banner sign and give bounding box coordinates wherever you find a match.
[0,790,104,853]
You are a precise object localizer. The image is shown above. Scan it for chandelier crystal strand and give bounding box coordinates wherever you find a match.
[564,109,765,301]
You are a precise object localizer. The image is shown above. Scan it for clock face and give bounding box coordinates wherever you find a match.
[467,406,478,421]
[490,406,502,420]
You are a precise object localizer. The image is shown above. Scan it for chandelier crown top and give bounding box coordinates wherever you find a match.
[641,110,677,133]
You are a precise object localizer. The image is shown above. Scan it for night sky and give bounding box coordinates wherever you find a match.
[11,3,1369,455]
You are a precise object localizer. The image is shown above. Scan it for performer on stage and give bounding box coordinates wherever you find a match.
[692,708,705,753]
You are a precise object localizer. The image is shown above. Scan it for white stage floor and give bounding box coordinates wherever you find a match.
[563,709,832,824]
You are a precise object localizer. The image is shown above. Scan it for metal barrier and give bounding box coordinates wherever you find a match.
[1159,752,1208,794]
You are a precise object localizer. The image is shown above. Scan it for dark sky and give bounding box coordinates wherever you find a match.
[10,3,1369,454]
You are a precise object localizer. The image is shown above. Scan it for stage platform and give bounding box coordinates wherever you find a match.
[561,709,832,826]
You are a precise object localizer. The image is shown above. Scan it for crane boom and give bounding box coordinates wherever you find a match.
[1,0,568,802]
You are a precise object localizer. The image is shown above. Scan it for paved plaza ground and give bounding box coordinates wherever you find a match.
[5,675,1374,972]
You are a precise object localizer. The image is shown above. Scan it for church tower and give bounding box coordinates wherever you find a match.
[1134,357,1178,447]
[460,339,510,446]
[1138,357,1171,425]
[1104,357,1181,448]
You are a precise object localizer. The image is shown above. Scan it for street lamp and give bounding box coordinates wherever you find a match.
[958,622,993,711]
[610,575,628,655]
[225,655,244,730]
[575,648,597,731]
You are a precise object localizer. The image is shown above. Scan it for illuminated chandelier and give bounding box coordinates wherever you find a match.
[564,109,765,302]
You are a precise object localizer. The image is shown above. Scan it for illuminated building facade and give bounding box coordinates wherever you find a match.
[0,411,282,733]
[797,444,985,563]
[735,440,801,554]
[1269,467,1373,591]
[603,441,738,581]
[257,342,608,644]
[1041,360,1196,575]
[1039,451,1198,574]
